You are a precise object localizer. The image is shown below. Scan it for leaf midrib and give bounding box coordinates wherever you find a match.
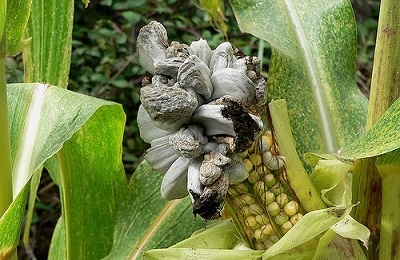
[12,83,48,198]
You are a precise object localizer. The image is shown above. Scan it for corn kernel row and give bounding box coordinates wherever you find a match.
[226,130,304,250]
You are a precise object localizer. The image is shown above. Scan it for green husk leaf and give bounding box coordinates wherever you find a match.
[144,248,263,260]
[269,99,326,211]
[330,215,370,248]
[316,234,367,260]
[304,152,336,167]
[310,159,352,206]
[171,219,240,249]
[340,98,400,159]
[262,205,354,259]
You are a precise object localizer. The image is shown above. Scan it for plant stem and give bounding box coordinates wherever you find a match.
[0,26,13,217]
[352,0,400,257]
[378,166,400,259]
[377,150,400,259]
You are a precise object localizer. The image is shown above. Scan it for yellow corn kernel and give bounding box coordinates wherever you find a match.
[249,203,264,215]
[249,153,262,167]
[275,211,289,226]
[261,223,274,236]
[263,239,274,249]
[254,241,265,250]
[269,235,279,243]
[246,215,261,230]
[262,132,273,148]
[256,165,270,175]
[281,221,293,234]
[264,173,276,188]
[290,212,303,225]
[247,170,260,184]
[255,213,270,225]
[284,201,299,216]
[270,182,283,195]
[243,158,254,172]
[267,201,280,216]
[262,191,275,205]
[254,228,268,242]
[242,205,252,216]
[253,180,266,195]
[241,194,256,205]
[234,183,249,193]
[275,193,289,208]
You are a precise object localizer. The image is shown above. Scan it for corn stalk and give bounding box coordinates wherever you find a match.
[352,0,400,257]
[0,2,13,218]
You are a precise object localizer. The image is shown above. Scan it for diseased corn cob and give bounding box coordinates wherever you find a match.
[225,130,304,250]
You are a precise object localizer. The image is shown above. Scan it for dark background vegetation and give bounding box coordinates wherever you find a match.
[5,0,379,258]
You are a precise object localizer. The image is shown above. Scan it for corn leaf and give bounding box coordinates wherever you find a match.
[340,98,400,159]
[0,183,29,258]
[45,105,127,259]
[230,0,368,163]
[5,0,32,55]
[103,161,205,260]
[3,83,125,259]
[23,0,74,88]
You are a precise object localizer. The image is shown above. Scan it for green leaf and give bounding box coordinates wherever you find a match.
[48,216,66,259]
[23,0,74,88]
[0,183,29,258]
[340,98,400,159]
[45,103,127,259]
[262,205,354,259]
[230,0,368,160]
[22,167,42,249]
[5,0,32,55]
[6,83,125,259]
[310,159,352,206]
[330,215,370,248]
[8,83,123,198]
[104,161,205,260]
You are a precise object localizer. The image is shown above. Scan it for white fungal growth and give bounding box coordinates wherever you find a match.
[136,21,267,221]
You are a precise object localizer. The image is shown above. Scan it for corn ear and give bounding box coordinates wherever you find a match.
[225,130,305,249]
